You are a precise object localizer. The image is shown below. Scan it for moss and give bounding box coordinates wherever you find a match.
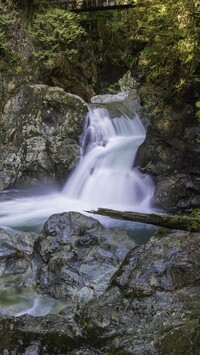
[154,227,171,238]
[190,209,200,218]
[0,2,23,72]
[156,320,200,354]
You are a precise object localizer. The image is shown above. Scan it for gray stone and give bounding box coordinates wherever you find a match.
[36,211,134,304]
[0,214,200,353]
[0,85,88,189]
[79,230,200,354]
[0,228,38,288]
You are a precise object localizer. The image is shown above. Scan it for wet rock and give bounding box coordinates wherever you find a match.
[36,211,134,305]
[0,85,88,189]
[0,228,38,289]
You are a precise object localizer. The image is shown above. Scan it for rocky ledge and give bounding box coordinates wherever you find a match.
[0,212,199,354]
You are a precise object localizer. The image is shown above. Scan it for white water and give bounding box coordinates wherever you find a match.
[0,98,155,230]
[0,288,66,317]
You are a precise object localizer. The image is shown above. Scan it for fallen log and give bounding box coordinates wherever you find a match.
[87,208,200,233]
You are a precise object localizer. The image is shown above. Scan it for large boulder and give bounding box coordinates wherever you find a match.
[0,85,88,190]
[0,211,134,315]
[0,211,135,353]
[36,211,134,305]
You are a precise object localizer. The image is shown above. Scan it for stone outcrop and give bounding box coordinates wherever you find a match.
[0,212,199,353]
[36,211,134,305]
[82,228,200,354]
[136,103,200,211]
[0,85,88,190]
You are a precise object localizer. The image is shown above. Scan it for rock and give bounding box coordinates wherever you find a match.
[0,85,88,189]
[0,228,38,289]
[79,230,200,354]
[154,174,200,210]
[1,210,133,318]
[136,106,200,211]
[0,314,84,354]
[0,211,135,353]
[0,214,200,353]
[36,211,134,305]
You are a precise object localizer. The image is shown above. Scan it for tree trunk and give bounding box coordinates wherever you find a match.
[87,208,200,232]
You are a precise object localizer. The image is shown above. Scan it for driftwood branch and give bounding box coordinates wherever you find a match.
[87,208,200,232]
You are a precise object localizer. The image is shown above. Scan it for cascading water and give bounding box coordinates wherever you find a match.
[63,105,153,211]
[0,95,155,230]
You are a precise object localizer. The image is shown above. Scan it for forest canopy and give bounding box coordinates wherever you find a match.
[0,0,199,109]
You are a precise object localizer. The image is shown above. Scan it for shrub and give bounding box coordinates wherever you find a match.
[0,2,20,71]
[30,9,86,74]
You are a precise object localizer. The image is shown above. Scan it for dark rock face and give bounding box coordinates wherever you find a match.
[0,212,200,353]
[136,106,200,211]
[0,85,88,189]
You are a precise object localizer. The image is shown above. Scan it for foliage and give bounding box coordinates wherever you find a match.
[190,209,200,218]
[0,2,20,71]
[1,0,199,109]
[77,11,128,67]
[14,0,59,18]
[122,0,200,103]
[30,9,86,73]
[196,101,200,122]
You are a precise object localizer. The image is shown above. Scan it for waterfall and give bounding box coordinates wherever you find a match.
[0,96,155,229]
[63,105,153,211]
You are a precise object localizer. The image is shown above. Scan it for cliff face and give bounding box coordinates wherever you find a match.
[135,85,200,211]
